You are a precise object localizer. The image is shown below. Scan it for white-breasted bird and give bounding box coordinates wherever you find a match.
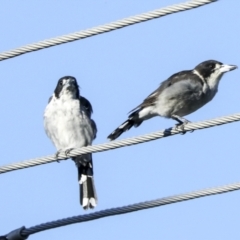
[44,76,97,209]
[108,60,237,140]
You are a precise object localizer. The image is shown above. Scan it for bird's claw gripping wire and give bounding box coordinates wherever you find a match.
[174,121,189,134]
[55,150,62,162]
[65,148,74,157]
[54,149,69,162]
[171,115,194,134]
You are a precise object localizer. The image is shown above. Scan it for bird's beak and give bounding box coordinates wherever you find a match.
[65,80,76,92]
[220,64,238,73]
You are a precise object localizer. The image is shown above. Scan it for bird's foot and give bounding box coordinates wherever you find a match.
[172,115,194,134]
[55,149,71,162]
[55,150,63,163]
[175,120,192,134]
[65,148,74,156]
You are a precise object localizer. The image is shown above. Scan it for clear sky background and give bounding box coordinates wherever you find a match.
[0,0,240,239]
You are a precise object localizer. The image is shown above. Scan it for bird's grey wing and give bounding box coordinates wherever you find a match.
[79,95,97,140]
[80,96,93,118]
[129,70,201,113]
[90,119,97,140]
[163,70,203,86]
[128,85,162,113]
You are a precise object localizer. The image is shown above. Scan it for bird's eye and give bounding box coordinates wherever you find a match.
[59,80,63,86]
[209,64,215,69]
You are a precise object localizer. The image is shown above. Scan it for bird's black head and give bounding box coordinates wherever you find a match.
[54,76,80,99]
[194,60,237,79]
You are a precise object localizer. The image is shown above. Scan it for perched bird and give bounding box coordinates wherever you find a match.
[108,60,237,140]
[44,76,97,209]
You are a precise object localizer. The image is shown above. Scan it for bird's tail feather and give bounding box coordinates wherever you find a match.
[74,154,97,210]
[108,112,143,141]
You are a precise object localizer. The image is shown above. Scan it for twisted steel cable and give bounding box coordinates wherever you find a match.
[4,181,240,239]
[0,112,239,174]
[0,0,217,61]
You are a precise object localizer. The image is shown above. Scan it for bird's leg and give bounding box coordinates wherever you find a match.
[171,114,193,134]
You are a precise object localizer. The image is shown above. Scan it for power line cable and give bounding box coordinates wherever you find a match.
[2,181,240,239]
[0,0,217,62]
[0,112,239,174]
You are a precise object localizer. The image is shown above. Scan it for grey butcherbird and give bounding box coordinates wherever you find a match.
[108,60,237,140]
[44,76,97,210]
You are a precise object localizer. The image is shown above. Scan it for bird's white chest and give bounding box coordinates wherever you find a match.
[44,98,93,150]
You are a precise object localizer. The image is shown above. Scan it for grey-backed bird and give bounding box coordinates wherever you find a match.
[44,76,97,209]
[108,60,237,140]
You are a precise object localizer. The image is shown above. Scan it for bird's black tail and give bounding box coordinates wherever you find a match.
[107,111,143,141]
[73,154,97,210]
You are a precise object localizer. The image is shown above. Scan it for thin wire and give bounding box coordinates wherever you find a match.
[0,112,240,174]
[18,181,240,237]
[0,0,217,61]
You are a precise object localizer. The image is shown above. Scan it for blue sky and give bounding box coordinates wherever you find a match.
[0,0,240,239]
